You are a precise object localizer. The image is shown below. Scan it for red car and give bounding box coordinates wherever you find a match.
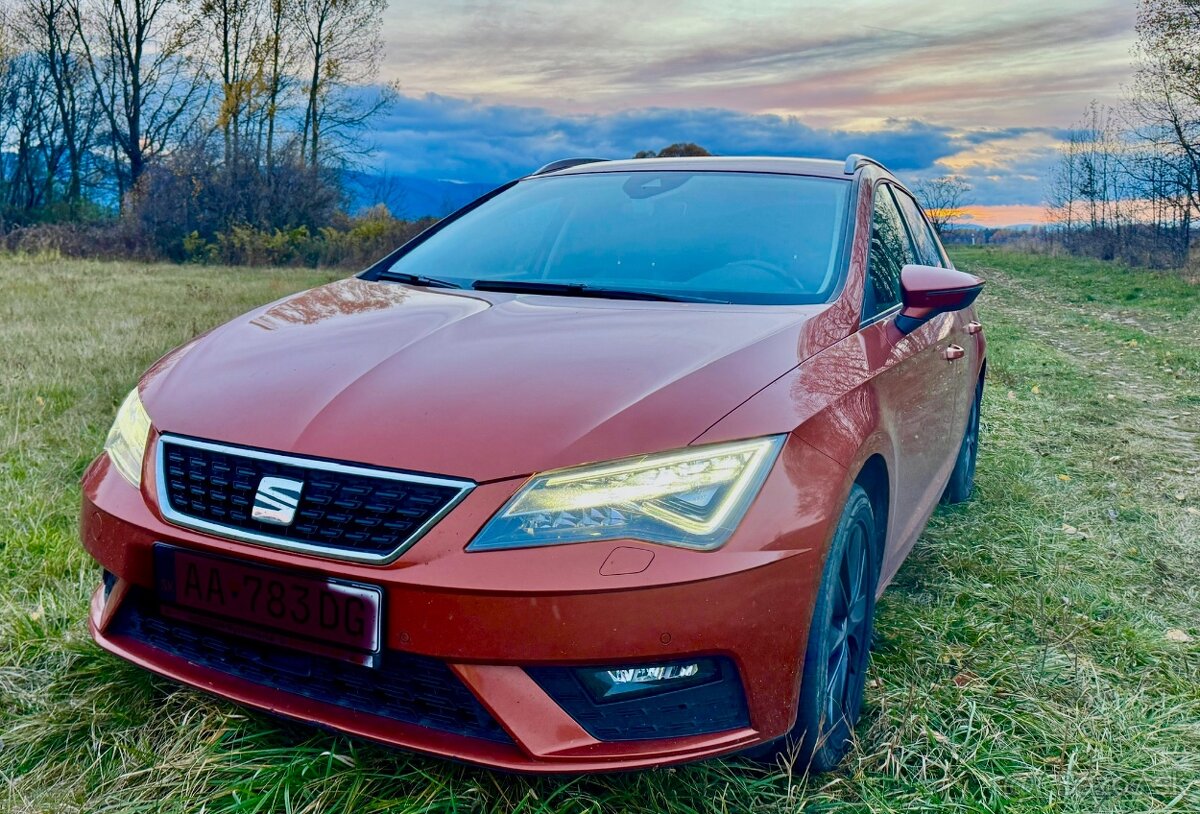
[82,154,985,773]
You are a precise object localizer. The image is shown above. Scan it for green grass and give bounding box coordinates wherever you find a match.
[2,249,1198,813]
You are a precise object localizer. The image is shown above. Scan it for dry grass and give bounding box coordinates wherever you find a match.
[1,248,1198,813]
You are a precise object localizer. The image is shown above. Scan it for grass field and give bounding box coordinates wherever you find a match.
[1,248,1198,813]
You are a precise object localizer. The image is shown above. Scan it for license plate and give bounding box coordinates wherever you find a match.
[153,544,382,663]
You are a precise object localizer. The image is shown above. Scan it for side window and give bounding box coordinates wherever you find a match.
[892,187,945,267]
[864,184,914,319]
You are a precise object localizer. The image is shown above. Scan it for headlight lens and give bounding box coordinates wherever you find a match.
[467,435,785,551]
[104,388,152,487]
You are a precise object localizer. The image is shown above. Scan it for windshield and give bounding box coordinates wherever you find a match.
[378,171,851,305]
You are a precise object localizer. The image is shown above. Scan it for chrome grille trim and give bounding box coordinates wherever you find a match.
[154,433,475,565]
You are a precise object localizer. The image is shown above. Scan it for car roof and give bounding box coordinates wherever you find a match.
[536,156,861,180]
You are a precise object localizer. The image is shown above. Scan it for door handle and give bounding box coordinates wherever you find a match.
[966,321,983,335]
[943,344,965,361]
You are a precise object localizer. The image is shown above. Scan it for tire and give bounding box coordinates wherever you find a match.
[750,484,880,773]
[942,374,983,504]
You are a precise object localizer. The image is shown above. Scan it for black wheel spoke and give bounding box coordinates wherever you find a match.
[834,568,851,617]
[824,516,874,733]
[844,527,867,626]
[826,646,848,722]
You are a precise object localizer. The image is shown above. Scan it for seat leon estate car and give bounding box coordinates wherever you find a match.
[82,154,986,773]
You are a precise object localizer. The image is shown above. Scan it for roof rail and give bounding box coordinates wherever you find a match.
[532,157,609,176]
[843,154,889,175]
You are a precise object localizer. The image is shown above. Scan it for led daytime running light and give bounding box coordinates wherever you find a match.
[469,435,785,551]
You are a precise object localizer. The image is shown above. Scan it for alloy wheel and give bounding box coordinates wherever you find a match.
[825,517,871,733]
[964,387,981,483]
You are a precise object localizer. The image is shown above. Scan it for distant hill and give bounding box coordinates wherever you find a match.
[345,172,498,219]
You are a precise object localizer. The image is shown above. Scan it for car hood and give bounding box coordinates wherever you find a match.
[140,278,839,482]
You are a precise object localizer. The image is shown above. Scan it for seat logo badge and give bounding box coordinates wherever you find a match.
[251,476,304,526]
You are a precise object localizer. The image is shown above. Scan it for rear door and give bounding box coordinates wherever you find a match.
[860,183,960,575]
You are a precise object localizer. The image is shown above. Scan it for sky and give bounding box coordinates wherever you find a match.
[373,0,1138,226]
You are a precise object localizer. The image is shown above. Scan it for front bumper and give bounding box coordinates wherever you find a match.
[81,436,846,772]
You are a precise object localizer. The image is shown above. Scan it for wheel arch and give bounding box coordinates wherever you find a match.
[853,453,890,563]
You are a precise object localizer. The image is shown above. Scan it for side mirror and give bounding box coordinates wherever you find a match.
[894,264,984,335]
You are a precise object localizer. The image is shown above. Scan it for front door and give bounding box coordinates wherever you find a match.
[860,184,961,579]
[891,184,975,442]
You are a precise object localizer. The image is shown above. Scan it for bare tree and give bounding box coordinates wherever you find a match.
[200,0,265,160]
[71,0,207,201]
[1,54,55,214]
[1,0,398,262]
[1045,104,1132,260]
[291,0,389,168]
[1128,0,1200,259]
[1044,3,1200,268]
[16,0,100,212]
[259,0,292,170]
[0,6,14,216]
[1078,103,1135,255]
[913,175,972,234]
[1047,127,1081,233]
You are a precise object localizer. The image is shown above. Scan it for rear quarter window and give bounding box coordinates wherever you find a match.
[891,186,945,268]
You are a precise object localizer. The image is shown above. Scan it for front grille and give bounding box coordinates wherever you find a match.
[527,659,749,741]
[112,593,512,744]
[157,435,472,562]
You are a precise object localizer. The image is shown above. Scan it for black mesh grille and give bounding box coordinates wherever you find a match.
[112,594,511,744]
[160,438,467,558]
[527,659,749,742]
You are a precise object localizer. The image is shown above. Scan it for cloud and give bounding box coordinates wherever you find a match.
[357,1,1137,220]
[902,131,1064,207]
[359,0,1134,218]
[380,0,1136,130]
[364,91,1060,212]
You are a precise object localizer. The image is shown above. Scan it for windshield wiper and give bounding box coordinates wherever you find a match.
[375,269,463,289]
[471,279,727,303]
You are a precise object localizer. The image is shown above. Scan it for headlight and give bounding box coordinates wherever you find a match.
[467,435,785,551]
[104,388,152,487]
